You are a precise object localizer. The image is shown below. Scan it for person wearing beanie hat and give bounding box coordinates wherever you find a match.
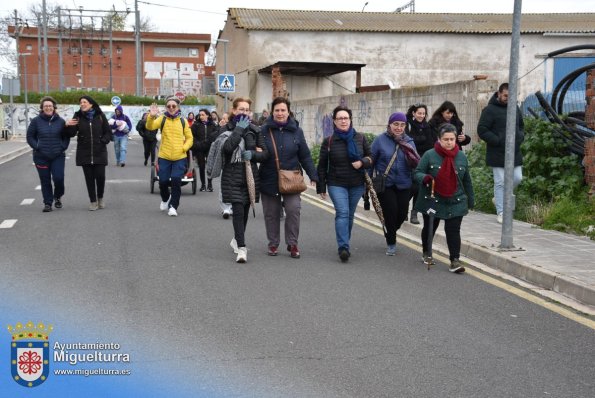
[64,95,112,211]
[146,98,193,217]
[109,104,132,166]
[27,96,69,212]
[388,112,407,125]
[370,110,419,256]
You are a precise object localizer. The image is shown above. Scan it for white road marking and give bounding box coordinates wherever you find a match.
[35,185,41,190]
[106,179,146,184]
[0,219,18,229]
[20,199,35,205]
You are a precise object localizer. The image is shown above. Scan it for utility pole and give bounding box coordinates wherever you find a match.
[57,7,64,91]
[134,0,142,96]
[500,0,522,249]
[42,0,49,93]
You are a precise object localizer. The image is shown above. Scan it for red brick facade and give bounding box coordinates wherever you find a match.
[9,26,213,97]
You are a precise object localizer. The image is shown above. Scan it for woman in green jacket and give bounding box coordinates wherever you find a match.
[414,123,474,273]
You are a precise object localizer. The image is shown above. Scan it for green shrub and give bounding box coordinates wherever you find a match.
[466,118,593,239]
[520,118,584,201]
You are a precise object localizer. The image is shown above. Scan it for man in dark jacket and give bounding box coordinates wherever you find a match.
[477,83,524,224]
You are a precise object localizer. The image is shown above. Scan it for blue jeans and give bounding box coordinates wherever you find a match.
[158,157,187,209]
[113,135,128,164]
[34,154,65,205]
[328,184,366,253]
[493,166,522,214]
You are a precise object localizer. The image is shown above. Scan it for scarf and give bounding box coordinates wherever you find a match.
[274,120,289,128]
[433,141,459,198]
[334,126,360,162]
[83,109,95,121]
[392,132,420,168]
[165,110,181,119]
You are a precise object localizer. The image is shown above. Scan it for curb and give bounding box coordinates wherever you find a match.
[0,145,31,164]
[303,190,595,308]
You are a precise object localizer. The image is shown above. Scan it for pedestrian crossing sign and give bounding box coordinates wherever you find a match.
[217,74,235,93]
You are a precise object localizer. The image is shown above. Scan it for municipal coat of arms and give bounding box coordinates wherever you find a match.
[8,321,53,387]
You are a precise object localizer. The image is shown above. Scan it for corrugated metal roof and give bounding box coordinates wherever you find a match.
[228,9,595,34]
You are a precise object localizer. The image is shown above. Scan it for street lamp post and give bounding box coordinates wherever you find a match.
[19,52,32,131]
[217,39,229,112]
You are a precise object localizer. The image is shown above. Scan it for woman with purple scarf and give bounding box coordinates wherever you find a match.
[371,112,420,256]
[317,106,373,263]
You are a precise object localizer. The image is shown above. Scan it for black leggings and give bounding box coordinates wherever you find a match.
[421,214,463,261]
[232,202,251,247]
[378,186,410,245]
[81,164,106,202]
[143,139,157,164]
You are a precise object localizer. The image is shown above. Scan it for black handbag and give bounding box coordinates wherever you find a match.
[372,146,398,194]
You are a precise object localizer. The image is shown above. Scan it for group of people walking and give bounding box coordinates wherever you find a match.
[27,84,524,271]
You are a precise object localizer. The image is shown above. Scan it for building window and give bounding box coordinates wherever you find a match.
[100,47,108,56]
[154,47,199,58]
[26,44,32,51]
[116,47,122,55]
[69,47,80,55]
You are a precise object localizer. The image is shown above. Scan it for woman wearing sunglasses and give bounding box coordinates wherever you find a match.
[146,97,193,217]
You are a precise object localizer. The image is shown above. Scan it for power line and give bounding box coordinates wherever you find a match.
[137,1,227,16]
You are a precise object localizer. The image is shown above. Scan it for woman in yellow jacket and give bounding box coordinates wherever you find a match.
[147,97,193,216]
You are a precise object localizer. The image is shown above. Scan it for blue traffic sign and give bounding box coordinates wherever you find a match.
[217,74,235,93]
[111,96,122,106]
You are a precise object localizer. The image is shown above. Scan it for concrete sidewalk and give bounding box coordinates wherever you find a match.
[0,137,30,165]
[2,138,594,313]
[302,186,595,314]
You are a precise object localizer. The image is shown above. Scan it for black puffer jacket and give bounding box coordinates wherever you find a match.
[136,118,157,142]
[259,117,318,196]
[190,121,219,155]
[64,111,112,166]
[220,121,269,204]
[406,117,435,157]
[27,112,69,161]
[316,131,372,194]
[477,92,524,167]
[428,115,471,150]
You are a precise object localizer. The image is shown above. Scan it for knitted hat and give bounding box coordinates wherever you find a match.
[389,112,407,124]
[166,96,180,105]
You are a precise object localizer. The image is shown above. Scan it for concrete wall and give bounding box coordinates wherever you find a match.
[217,24,595,113]
[290,79,498,147]
[2,104,215,136]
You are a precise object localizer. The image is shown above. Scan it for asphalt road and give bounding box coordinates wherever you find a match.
[1,139,594,397]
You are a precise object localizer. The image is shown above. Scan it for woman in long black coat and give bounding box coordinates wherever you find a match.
[64,95,112,211]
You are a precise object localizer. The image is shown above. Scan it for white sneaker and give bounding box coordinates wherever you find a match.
[230,238,239,254]
[497,213,503,224]
[168,207,178,217]
[236,247,247,263]
[160,196,171,211]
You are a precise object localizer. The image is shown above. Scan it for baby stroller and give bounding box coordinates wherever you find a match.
[150,150,197,195]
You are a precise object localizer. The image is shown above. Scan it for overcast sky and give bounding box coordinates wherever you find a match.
[4,0,595,42]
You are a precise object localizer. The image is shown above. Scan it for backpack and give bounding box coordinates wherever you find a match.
[160,116,186,132]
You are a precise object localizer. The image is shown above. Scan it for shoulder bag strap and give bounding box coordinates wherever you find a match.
[383,145,399,177]
[269,128,282,172]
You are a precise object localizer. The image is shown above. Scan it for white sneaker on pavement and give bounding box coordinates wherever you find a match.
[168,207,178,217]
[236,247,247,263]
[497,213,503,224]
[230,238,239,254]
[160,196,171,211]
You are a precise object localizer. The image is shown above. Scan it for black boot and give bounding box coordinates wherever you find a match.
[207,179,213,192]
